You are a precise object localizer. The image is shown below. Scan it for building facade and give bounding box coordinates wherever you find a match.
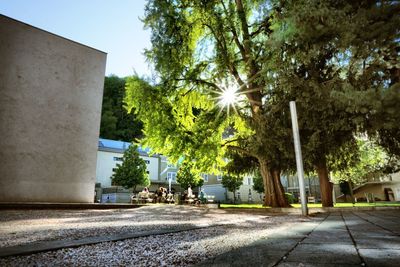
[337,172,400,202]
[96,138,267,204]
[96,138,236,203]
[96,138,180,202]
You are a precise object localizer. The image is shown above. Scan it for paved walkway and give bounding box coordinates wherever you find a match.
[196,210,400,267]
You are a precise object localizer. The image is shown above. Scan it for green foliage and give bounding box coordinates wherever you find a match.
[260,1,399,206]
[135,0,272,165]
[252,170,264,194]
[221,174,243,198]
[265,1,360,172]
[111,144,150,192]
[125,75,227,173]
[100,75,143,142]
[220,202,400,209]
[333,138,392,185]
[127,0,399,208]
[176,160,204,190]
[284,193,295,204]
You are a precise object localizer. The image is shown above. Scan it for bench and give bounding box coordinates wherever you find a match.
[166,193,175,204]
[308,196,316,203]
[131,192,155,204]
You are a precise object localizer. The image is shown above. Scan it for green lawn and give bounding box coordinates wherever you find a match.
[221,203,268,209]
[220,202,400,209]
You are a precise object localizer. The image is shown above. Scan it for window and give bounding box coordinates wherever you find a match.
[144,160,150,164]
[201,174,209,182]
[167,172,177,181]
[247,177,252,185]
[113,157,123,161]
[217,175,222,181]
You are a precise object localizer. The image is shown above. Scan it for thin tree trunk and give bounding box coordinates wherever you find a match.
[315,158,333,207]
[259,159,289,207]
[348,181,355,204]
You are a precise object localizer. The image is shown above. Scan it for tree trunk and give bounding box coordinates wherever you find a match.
[233,189,236,204]
[315,158,333,207]
[348,181,355,204]
[259,159,290,207]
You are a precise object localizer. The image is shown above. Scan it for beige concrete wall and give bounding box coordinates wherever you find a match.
[0,15,106,202]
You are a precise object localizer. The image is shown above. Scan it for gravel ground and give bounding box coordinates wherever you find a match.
[0,205,314,266]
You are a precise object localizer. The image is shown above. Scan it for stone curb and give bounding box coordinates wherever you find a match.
[0,202,141,210]
[0,202,221,210]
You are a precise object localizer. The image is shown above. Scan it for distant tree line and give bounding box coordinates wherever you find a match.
[100,75,143,142]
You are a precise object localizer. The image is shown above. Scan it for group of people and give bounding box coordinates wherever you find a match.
[131,187,174,204]
[181,187,209,204]
[132,186,207,204]
[154,186,174,203]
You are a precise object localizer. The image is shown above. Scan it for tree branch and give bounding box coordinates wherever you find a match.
[226,145,256,157]
[204,22,246,89]
[175,78,222,91]
[250,16,272,38]
[220,0,246,61]
[235,0,263,115]
[222,138,245,146]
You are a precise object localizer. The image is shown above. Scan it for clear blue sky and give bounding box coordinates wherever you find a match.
[0,0,152,77]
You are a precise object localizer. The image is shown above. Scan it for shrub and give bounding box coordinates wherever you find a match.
[285,193,295,204]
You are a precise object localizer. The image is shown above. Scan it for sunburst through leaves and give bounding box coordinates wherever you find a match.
[215,85,241,117]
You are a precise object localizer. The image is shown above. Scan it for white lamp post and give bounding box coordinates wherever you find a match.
[290,101,308,216]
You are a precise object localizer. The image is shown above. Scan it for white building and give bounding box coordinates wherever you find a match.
[96,139,159,188]
[95,138,181,202]
[95,138,266,204]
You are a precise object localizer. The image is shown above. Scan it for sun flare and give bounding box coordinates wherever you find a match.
[219,86,239,107]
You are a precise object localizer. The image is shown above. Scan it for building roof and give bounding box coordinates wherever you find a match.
[98,138,151,155]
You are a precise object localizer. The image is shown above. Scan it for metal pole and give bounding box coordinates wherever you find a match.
[289,101,308,216]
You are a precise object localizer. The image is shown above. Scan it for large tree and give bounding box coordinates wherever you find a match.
[326,1,400,160]
[111,144,150,192]
[263,0,400,206]
[126,0,290,207]
[263,1,359,206]
[126,0,399,207]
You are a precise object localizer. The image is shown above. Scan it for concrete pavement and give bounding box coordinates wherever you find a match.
[1,208,399,266]
[196,210,400,267]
